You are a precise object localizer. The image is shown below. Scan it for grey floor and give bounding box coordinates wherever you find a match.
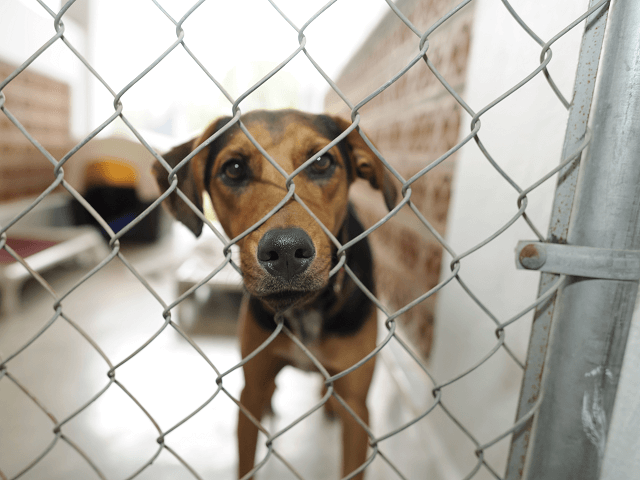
[0,225,437,480]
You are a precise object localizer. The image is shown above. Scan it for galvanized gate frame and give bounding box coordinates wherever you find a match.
[507,0,640,478]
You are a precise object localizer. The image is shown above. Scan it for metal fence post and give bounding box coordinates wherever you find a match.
[505,1,609,477]
[522,0,640,478]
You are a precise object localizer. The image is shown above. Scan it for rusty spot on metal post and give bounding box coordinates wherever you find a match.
[519,244,547,270]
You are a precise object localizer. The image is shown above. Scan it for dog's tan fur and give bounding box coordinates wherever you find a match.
[153,109,396,479]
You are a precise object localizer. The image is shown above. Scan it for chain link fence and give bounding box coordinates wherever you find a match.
[0,0,624,479]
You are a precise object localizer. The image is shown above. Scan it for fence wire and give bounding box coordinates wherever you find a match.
[0,0,609,479]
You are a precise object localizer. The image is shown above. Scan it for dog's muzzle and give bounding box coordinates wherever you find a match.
[257,228,315,282]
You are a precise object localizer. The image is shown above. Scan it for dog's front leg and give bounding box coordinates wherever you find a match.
[340,396,370,480]
[237,302,285,479]
[237,372,277,479]
[332,358,376,480]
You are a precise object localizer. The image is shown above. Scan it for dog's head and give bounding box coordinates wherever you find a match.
[153,109,396,312]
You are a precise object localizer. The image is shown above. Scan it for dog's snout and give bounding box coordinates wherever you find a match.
[257,228,315,281]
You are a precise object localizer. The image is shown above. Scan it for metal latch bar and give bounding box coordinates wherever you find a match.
[515,241,640,281]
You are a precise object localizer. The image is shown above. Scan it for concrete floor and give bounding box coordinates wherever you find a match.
[0,225,441,480]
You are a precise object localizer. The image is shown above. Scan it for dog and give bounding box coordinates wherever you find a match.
[153,109,397,479]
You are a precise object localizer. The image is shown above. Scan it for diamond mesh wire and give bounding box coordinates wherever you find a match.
[0,0,609,479]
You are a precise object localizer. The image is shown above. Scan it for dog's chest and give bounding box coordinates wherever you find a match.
[277,309,325,371]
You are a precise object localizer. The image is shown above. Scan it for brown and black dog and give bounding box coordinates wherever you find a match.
[153,109,396,479]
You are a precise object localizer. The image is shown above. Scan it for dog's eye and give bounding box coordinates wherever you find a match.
[220,159,249,184]
[308,153,335,177]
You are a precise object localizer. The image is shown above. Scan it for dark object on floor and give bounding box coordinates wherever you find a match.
[71,158,161,243]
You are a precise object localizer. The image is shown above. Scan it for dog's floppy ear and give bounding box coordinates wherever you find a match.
[152,116,234,237]
[152,138,204,236]
[331,116,398,211]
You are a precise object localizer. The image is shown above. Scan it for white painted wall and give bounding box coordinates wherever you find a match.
[1,0,389,148]
[427,0,590,476]
[0,0,88,139]
[84,0,390,147]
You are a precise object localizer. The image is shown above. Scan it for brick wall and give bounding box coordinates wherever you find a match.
[0,61,72,202]
[325,0,473,359]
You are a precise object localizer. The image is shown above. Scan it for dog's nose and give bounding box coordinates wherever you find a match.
[257,228,315,281]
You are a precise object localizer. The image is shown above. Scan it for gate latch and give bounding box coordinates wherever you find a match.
[515,241,640,281]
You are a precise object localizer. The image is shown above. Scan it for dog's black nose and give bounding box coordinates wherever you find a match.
[257,228,315,281]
